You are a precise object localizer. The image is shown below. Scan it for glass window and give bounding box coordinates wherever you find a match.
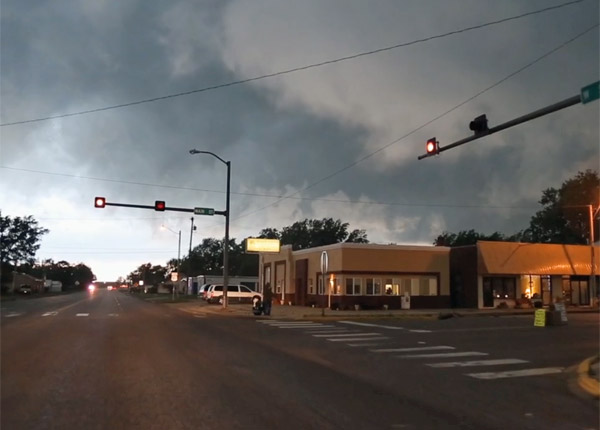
[345,278,361,295]
[366,278,382,295]
[227,285,239,293]
[240,286,251,293]
[487,277,516,299]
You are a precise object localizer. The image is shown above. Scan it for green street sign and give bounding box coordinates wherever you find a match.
[194,207,215,216]
[581,81,599,104]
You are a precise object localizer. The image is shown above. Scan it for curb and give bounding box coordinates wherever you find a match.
[577,356,600,398]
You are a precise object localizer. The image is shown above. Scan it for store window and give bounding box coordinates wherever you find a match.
[384,278,402,295]
[345,277,361,295]
[366,278,382,295]
[485,277,516,299]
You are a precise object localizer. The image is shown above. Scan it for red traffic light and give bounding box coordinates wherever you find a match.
[94,197,106,208]
[154,200,166,211]
[426,137,439,155]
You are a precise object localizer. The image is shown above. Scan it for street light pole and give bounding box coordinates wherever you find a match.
[162,225,181,300]
[189,149,231,309]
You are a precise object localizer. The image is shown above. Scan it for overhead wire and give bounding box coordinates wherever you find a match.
[0,0,586,127]
[229,23,600,224]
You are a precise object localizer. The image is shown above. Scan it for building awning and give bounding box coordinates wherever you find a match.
[477,241,598,276]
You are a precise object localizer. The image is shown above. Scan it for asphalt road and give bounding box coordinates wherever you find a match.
[2,291,598,430]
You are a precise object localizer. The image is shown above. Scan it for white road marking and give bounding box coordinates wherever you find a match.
[305,329,349,334]
[339,321,404,330]
[347,343,386,347]
[279,324,336,329]
[409,329,432,333]
[76,313,89,317]
[372,346,454,353]
[328,337,388,342]
[108,313,119,317]
[427,358,529,368]
[313,332,381,338]
[418,341,427,344]
[5,313,22,318]
[467,367,564,379]
[398,351,488,359]
[257,320,314,325]
[42,312,58,317]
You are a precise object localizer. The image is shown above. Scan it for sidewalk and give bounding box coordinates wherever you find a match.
[176,301,599,320]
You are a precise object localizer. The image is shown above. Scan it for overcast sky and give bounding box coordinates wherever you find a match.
[1,0,598,281]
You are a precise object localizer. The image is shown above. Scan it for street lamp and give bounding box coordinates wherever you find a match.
[162,225,181,301]
[189,149,231,308]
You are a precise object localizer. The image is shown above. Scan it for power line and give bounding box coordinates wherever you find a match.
[0,164,537,210]
[0,0,585,127]
[229,23,599,224]
[2,165,539,214]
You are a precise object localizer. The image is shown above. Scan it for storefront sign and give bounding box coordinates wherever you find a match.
[245,238,281,253]
[533,309,546,327]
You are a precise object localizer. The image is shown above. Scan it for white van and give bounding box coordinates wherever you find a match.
[205,284,262,304]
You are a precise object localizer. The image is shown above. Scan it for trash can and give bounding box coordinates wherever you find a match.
[401,292,411,310]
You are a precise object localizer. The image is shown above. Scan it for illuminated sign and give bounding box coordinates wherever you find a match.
[246,238,281,253]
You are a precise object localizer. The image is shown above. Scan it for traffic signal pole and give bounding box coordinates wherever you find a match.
[418,94,581,160]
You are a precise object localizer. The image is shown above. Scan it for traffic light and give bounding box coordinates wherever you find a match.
[469,114,489,134]
[94,197,106,208]
[154,200,166,211]
[426,137,439,155]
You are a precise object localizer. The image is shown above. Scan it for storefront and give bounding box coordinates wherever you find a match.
[259,243,451,309]
[450,241,599,309]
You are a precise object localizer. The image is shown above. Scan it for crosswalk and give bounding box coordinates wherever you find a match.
[258,319,565,381]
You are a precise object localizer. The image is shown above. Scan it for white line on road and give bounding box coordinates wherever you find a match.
[339,321,405,330]
[328,337,388,342]
[398,351,488,359]
[409,329,432,333]
[467,367,564,379]
[347,343,386,347]
[305,330,350,334]
[371,346,454,353]
[257,320,315,325]
[5,313,22,318]
[108,313,119,317]
[426,358,529,368]
[76,313,89,317]
[278,324,336,329]
[42,312,58,317]
[313,332,381,338]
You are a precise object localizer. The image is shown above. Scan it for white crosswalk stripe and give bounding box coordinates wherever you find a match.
[427,358,528,368]
[398,351,488,359]
[467,367,564,379]
[372,346,454,353]
[313,332,381,338]
[328,336,389,342]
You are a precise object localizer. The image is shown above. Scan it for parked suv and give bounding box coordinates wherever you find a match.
[205,284,262,304]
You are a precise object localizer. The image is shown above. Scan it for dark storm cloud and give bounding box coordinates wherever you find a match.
[1,0,598,279]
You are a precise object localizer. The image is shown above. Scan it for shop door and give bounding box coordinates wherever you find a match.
[294,259,308,306]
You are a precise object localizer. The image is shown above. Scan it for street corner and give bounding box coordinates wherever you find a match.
[573,355,600,399]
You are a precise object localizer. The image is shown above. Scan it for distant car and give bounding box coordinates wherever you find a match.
[17,285,32,295]
[205,284,262,304]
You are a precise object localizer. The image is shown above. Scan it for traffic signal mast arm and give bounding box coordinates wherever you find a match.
[418,93,582,160]
[95,200,226,216]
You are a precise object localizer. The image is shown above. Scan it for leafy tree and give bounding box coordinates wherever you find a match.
[433,230,509,247]
[182,237,258,277]
[259,218,369,250]
[519,170,599,244]
[0,214,49,266]
[127,263,167,286]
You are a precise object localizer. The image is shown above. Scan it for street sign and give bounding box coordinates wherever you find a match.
[581,81,599,104]
[194,207,215,216]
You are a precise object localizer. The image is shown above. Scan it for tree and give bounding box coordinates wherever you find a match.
[260,218,368,251]
[520,170,599,244]
[0,214,49,266]
[433,230,509,247]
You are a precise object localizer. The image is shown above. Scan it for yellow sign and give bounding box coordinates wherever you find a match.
[246,238,281,253]
[533,309,546,327]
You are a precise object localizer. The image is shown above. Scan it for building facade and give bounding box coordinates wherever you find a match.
[259,243,451,309]
[258,241,599,310]
[450,241,599,309]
